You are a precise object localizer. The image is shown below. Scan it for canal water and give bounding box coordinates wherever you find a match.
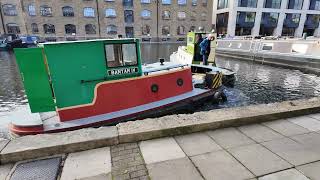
[0,43,320,134]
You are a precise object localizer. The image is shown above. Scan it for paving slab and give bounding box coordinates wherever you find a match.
[206,128,255,149]
[191,150,254,180]
[290,132,320,147]
[60,147,111,180]
[147,157,203,180]
[175,132,222,156]
[308,113,320,121]
[262,119,310,136]
[0,126,118,164]
[228,144,292,176]
[296,161,320,180]
[238,124,284,143]
[0,163,13,180]
[288,116,320,131]
[262,138,320,166]
[139,137,185,164]
[258,169,310,180]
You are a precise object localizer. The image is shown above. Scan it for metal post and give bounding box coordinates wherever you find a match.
[95,0,101,38]
[0,2,6,34]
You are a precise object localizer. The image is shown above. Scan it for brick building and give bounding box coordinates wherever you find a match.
[0,0,212,41]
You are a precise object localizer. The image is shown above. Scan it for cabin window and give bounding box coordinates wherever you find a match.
[105,43,138,68]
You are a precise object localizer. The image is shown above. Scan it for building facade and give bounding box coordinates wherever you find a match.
[212,0,320,37]
[0,0,212,41]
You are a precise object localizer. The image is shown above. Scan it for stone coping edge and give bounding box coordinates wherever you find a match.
[1,97,320,164]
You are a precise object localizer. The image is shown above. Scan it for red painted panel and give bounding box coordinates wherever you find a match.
[58,68,193,121]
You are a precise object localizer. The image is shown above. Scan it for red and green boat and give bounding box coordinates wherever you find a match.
[11,38,226,135]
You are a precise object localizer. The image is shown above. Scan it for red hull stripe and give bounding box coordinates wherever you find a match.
[58,68,193,121]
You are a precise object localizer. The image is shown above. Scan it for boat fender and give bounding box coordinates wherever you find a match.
[213,91,227,103]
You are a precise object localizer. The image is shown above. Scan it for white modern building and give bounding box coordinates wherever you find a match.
[212,0,320,37]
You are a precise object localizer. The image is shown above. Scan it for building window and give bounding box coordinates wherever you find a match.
[65,24,76,34]
[264,0,281,8]
[85,24,96,34]
[123,0,133,7]
[28,4,36,16]
[178,0,187,5]
[6,23,20,34]
[141,0,151,3]
[292,13,301,23]
[162,10,171,20]
[62,6,74,17]
[43,24,55,34]
[107,25,117,34]
[177,26,186,35]
[40,6,52,16]
[315,0,320,10]
[177,11,186,20]
[105,8,116,17]
[191,11,196,21]
[218,0,228,9]
[84,7,95,17]
[162,26,170,35]
[239,0,257,7]
[162,0,172,5]
[31,23,39,33]
[2,4,17,16]
[245,12,256,22]
[141,10,151,19]
[142,24,151,35]
[124,10,134,23]
[192,0,198,6]
[288,0,303,9]
[190,26,196,31]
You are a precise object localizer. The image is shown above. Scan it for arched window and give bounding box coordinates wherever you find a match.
[62,6,74,17]
[177,26,186,35]
[106,25,117,34]
[84,7,95,17]
[201,12,207,21]
[2,4,17,16]
[141,0,151,3]
[43,24,55,34]
[162,10,170,20]
[178,0,187,5]
[28,4,36,16]
[192,0,198,6]
[31,23,39,33]
[65,24,76,34]
[177,11,186,20]
[105,8,116,17]
[141,25,151,35]
[141,10,151,19]
[6,23,20,34]
[162,0,172,5]
[123,0,133,7]
[162,26,170,35]
[40,5,52,16]
[124,10,134,23]
[85,24,96,34]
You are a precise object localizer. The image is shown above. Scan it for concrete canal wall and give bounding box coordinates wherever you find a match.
[216,39,320,75]
[1,97,320,164]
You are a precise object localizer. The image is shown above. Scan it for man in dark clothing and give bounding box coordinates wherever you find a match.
[200,34,214,65]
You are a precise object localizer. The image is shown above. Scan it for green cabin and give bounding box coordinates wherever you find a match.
[14,38,143,113]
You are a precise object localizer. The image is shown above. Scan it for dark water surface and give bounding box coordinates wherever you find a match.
[0,43,320,126]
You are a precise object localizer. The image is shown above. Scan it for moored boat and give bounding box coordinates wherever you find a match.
[170,32,236,87]
[11,38,226,136]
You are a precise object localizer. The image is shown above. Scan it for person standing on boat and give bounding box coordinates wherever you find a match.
[200,34,214,65]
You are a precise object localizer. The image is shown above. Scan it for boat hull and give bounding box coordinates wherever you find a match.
[10,88,219,136]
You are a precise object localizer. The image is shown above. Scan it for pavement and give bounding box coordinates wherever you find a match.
[1,114,320,180]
